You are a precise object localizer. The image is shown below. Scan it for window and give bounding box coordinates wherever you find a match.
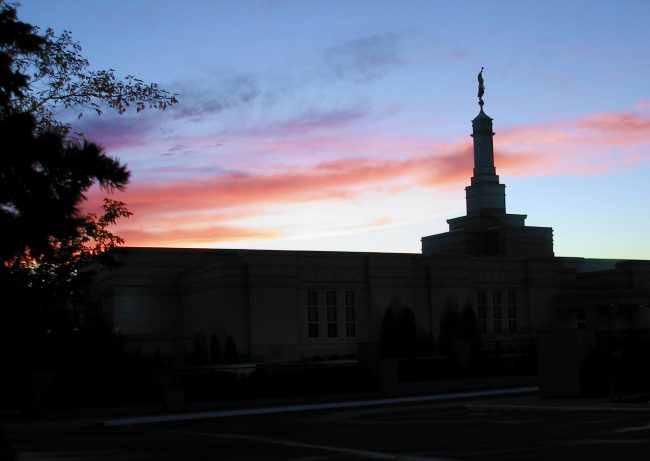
[493,291,502,334]
[507,291,517,333]
[477,291,487,333]
[326,290,338,338]
[307,290,319,338]
[306,289,358,340]
[345,290,356,338]
[307,290,317,306]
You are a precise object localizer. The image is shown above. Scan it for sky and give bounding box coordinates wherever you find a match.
[18,0,650,259]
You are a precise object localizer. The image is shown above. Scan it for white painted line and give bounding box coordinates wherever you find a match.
[608,423,650,433]
[465,403,650,413]
[102,386,538,427]
[159,430,456,461]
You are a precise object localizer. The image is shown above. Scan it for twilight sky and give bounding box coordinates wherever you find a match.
[19,0,650,259]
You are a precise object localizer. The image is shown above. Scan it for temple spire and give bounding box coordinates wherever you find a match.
[466,67,505,215]
[421,71,554,257]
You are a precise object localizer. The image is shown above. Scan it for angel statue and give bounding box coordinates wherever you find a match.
[477,67,485,106]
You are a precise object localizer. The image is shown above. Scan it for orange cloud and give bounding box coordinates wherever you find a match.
[495,111,650,176]
[91,108,650,248]
[120,224,281,247]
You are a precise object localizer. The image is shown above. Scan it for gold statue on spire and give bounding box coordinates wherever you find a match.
[477,67,485,107]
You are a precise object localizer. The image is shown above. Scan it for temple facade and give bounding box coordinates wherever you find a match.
[88,96,650,371]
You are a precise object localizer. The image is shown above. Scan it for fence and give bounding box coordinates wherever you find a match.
[396,338,538,382]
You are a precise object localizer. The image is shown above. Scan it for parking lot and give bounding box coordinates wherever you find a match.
[5,395,650,460]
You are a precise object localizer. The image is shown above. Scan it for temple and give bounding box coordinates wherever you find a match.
[87,74,650,397]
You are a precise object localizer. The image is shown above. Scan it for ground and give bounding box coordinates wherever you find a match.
[4,395,650,460]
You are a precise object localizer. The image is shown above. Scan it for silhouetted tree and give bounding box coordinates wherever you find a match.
[380,298,418,358]
[0,2,171,371]
[380,305,398,357]
[210,334,223,365]
[192,335,209,366]
[396,305,417,358]
[3,2,177,134]
[0,3,43,110]
[0,113,130,262]
[438,297,461,358]
[1,3,129,262]
[459,303,482,356]
[224,336,240,364]
[1,0,176,262]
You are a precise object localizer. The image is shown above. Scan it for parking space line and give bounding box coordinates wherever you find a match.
[160,429,456,461]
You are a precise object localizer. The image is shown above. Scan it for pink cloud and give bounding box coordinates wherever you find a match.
[87,108,650,248]
[495,111,650,176]
[120,225,280,247]
[636,99,650,110]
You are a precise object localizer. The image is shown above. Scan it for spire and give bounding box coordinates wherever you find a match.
[465,68,506,215]
[421,70,554,257]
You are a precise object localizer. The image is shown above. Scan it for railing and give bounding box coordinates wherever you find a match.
[479,338,537,356]
[394,338,538,382]
[175,363,257,377]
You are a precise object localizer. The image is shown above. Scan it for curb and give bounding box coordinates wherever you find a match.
[101,386,539,427]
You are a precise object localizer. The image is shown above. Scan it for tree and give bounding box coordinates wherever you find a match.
[439,298,479,374]
[0,2,173,337]
[224,336,241,364]
[0,0,178,421]
[380,298,418,358]
[380,304,398,357]
[0,111,130,262]
[0,2,43,109]
[438,296,460,358]
[210,334,223,365]
[4,3,177,133]
[459,303,481,356]
[1,1,177,265]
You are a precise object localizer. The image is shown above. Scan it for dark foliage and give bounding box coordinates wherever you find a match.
[459,303,482,356]
[0,111,130,261]
[183,363,375,403]
[2,2,177,133]
[0,3,178,336]
[0,3,175,413]
[224,336,241,364]
[438,297,461,357]
[380,298,418,358]
[192,335,209,366]
[0,325,161,412]
[210,334,223,365]
[0,4,43,109]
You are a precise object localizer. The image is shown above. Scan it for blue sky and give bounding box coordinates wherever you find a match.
[18,0,650,258]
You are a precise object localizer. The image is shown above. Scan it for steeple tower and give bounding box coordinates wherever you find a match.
[466,107,506,215]
[421,69,554,257]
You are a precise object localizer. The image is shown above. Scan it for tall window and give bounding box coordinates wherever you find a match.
[345,290,356,337]
[307,290,319,338]
[492,291,502,334]
[326,290,338,338]
[477,291,487,333]
[507,291,517,333]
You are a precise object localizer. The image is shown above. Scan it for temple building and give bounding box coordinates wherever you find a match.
[88,78,650,387]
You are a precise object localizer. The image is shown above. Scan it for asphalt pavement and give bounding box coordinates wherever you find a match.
[3,388,650,460]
